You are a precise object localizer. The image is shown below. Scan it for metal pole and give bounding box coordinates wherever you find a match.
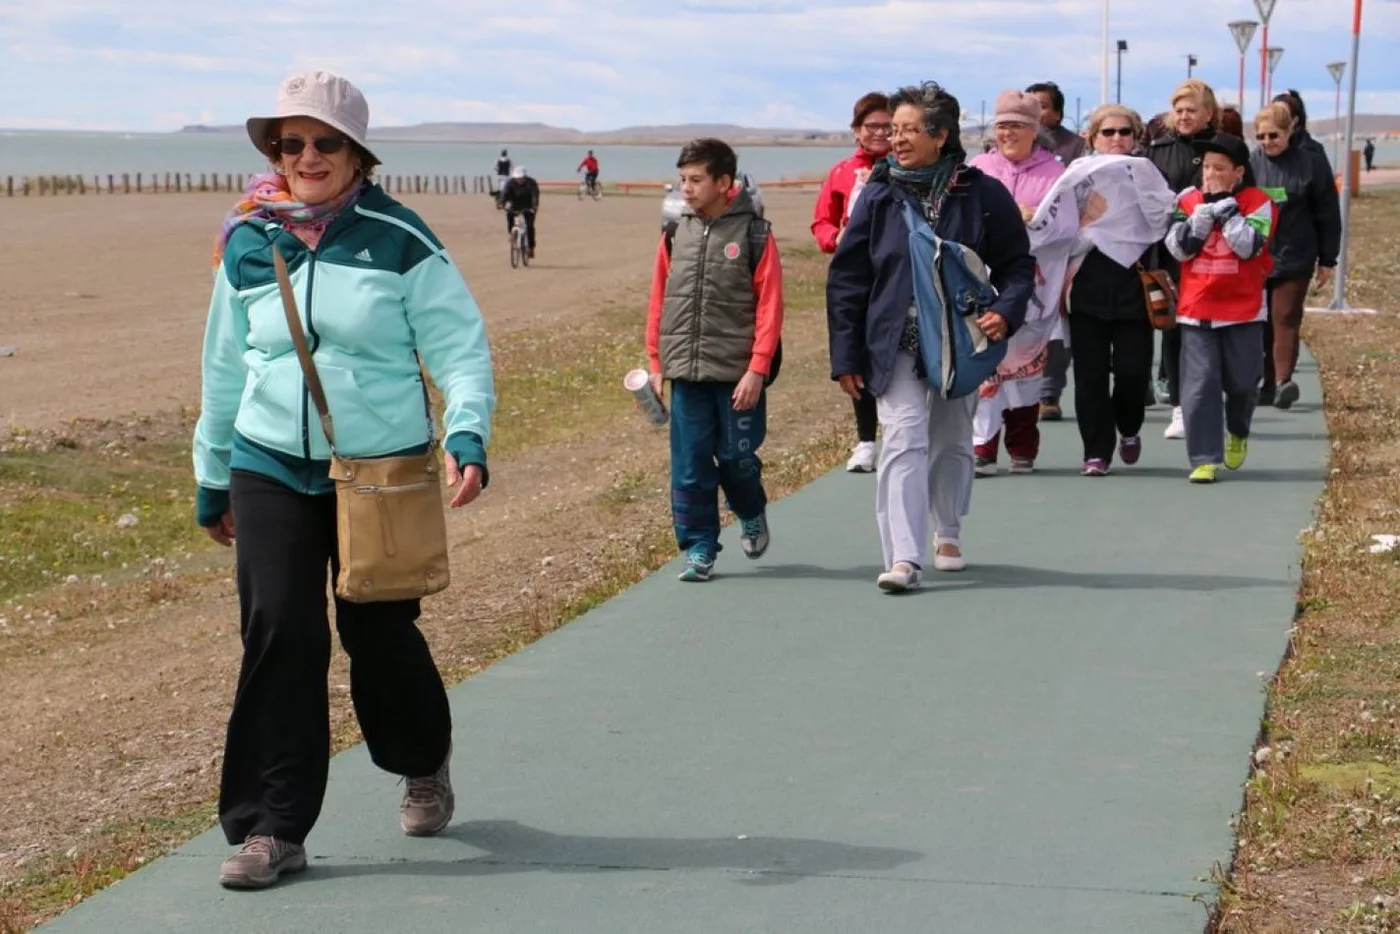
[1116,47,1123,104]
[1254,0,1277,108]
[1330,0,1363,310]
[1229,21,1259,110]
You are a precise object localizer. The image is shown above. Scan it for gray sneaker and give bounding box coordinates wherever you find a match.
[218,835,307,890]
[401,749,455,837]
[740,513,770,559]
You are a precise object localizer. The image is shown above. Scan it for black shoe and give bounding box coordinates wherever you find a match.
[1257,384,1276,407]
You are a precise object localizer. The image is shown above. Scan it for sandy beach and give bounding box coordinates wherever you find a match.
[0,187,818,431]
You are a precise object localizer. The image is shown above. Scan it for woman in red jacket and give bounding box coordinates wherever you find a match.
[813,92,892,474]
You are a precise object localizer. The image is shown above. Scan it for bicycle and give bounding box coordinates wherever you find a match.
[578,174,602,201]
[509,211,531,269]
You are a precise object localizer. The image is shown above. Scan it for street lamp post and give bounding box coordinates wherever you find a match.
[1228,20,1259,110]
[1267,47,1285,101]
[1115,40,1128,104]
[1327,61,1347,170]
[1330,0,1364,311]
[1254,0,1278,109]
[1186,54,1198,77]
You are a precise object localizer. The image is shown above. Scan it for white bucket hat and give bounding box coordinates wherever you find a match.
[246,71,380,167]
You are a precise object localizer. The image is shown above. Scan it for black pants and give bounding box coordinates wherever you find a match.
[853,392,878,444]
[505,209,537,250]
[1070,314,1155,462]
[220,471,452,846]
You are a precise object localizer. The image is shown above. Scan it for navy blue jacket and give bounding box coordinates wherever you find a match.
[826,163,1035,399]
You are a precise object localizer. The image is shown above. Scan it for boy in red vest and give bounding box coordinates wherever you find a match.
[1165,134,1278,484]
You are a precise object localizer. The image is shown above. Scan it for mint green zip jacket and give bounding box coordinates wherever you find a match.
[192,184,495,516]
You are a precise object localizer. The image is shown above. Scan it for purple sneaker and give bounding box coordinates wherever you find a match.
[1081,458,1110,477]
[1118,435,1142,466]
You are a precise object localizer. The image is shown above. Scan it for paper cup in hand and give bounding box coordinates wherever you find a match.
[625,369,667,426]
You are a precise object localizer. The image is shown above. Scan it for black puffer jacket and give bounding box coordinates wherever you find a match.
[1146,127,1216,277]
[1250,144,1342,280]
[1291,129,1332,174]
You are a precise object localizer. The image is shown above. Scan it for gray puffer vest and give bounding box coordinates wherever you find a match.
[659,189,762,383]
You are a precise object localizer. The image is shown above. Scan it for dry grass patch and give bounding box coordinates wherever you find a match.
[1214,191,1400,933]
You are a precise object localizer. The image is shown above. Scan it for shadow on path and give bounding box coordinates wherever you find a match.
[298,820,923,887]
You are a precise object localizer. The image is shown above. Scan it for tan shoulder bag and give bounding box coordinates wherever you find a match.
[272,248,451,604]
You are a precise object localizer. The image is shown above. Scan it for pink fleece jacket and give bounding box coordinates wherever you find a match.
[968,145,1065,212]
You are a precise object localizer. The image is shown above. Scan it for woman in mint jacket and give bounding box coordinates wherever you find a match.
[192,71,495,890]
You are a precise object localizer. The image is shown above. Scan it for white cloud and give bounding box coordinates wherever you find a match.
[0,0,1395,132]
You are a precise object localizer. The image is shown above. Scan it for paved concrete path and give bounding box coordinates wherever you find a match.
[42,359,1328,933]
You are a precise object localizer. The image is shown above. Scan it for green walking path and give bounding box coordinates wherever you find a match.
[42,360,1328,933]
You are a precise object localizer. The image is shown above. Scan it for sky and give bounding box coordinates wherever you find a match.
[0,0,1396,134]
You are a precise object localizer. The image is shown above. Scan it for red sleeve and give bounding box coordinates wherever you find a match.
[811,166,846,255]
[749,233,784,376]
[646,234,671,374]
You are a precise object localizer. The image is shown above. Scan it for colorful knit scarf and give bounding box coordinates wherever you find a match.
[211,172,366,268]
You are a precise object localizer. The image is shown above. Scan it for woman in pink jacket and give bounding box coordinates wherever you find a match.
[812,92,892,474]
[968,90,1066,476]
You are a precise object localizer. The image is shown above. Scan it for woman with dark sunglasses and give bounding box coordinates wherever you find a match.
[1249,102,1341,409]
[1063,105,1173,476]
[195,71,496,890]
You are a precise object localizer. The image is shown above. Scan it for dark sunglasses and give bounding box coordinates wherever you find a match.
[1256,132,1282,141]
[271,135,348,157]
[1099,127,1134,137]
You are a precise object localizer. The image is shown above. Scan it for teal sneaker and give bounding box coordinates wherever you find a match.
[739,513,770,559]
[678,550,714,582]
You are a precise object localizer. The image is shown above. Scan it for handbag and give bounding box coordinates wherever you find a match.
[271,248,451,604]
[1136,263,1178,331]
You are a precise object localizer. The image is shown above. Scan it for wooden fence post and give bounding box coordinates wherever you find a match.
[23,177,30,196]
[237,174,244,191]
[164,173,171,192]
[5,177,11,197]
[78,176,87,194]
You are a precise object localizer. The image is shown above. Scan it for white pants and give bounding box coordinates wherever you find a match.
[876,352,977,570]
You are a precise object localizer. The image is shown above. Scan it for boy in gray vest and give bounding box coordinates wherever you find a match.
[645,139,785,582]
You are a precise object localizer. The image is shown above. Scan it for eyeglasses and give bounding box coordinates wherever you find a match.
[271,135,348,157]
[1099,127,1134,137]
[889,125,927,140]
[1255,132,1282,141]
[861,121,893,136]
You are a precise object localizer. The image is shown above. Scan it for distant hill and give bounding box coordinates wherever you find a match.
[1309,114,1400,136]
[178,121,847,145]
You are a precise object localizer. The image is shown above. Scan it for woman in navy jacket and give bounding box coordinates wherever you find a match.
[828,81,1035,593]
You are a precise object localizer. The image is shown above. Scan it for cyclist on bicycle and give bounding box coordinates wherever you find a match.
[501,165,540,258]
[577,150,600,196]
[494,149,511,208]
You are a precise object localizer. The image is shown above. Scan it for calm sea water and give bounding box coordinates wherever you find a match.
[0,132,856,183]
[1,131,1393,184]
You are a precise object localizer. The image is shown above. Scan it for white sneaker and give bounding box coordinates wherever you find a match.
[877,562,922,592]
[1164,407,1185,440]
[846,441,877,473]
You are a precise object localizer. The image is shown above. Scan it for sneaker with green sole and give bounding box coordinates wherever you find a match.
[1189,463,1221,484]
[1224,433,1248,470]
